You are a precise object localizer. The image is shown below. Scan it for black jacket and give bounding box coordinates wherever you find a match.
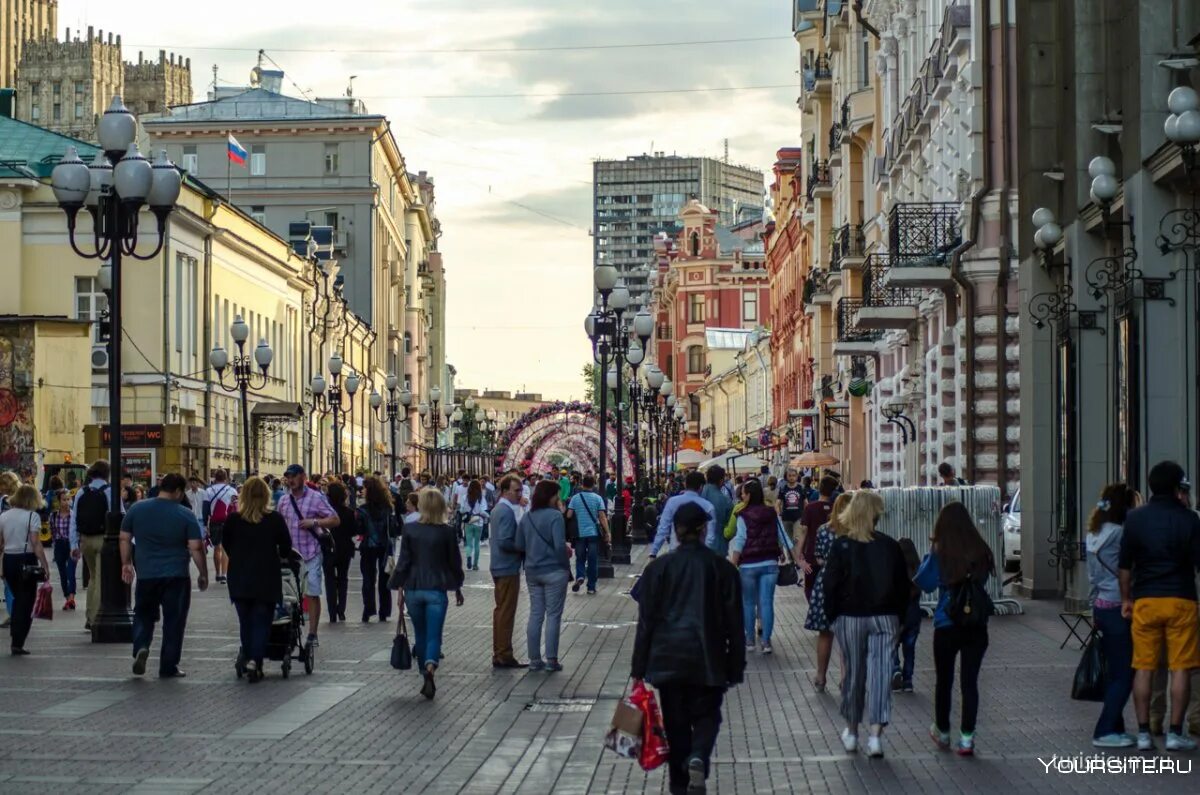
[1119,496,1200,601]
[394,522,464,593]
[223,511,293,605]
[332,505,358,562]
[823,533,910,621]
[631,542,745,688]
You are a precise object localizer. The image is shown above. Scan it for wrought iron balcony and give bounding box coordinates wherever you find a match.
[805,159,831,200]
[861,254,923,309]
[887,202,962,262]
[829,122,843,155]
[836,297,883,343]
[831,224,866,271]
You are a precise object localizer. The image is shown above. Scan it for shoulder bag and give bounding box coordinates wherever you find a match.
[576,494,602,542]
[19,513,47,584]
[1071,631,1106,701]
[391,613,413,670]
[289,493,334,558]
[775,516,800,587]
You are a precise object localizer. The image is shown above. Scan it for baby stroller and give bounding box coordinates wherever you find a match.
[235,552,314,679]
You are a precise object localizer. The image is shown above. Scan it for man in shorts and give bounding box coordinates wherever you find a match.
[276,463,340,648]
[1119,460,1200,752]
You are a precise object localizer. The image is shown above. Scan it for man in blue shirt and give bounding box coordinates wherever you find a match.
[566,474,609,594]
[120,473,207,678]
[650,471,716,557]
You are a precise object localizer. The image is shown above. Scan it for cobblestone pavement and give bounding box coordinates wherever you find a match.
[0,544,1195,794]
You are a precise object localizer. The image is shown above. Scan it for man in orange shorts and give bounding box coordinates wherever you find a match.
[1119,460,1200,752]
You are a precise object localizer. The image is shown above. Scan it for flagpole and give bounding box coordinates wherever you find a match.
[227,131,232,204]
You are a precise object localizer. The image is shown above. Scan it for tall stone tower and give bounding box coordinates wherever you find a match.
[0,0,57,88]
[125,50,192,118]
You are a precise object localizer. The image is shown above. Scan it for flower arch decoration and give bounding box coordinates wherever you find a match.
[499,401,635,476]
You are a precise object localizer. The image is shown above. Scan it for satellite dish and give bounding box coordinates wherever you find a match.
[250,66,262,87]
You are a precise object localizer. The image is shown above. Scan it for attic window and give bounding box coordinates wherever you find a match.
[689,231,700,256]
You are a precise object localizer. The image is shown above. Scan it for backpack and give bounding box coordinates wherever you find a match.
[946,572,994,629]
[397,477,415,505]
[208,485,235,525]
[76,486,108,536]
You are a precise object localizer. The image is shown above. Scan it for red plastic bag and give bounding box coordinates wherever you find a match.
[32,582,53,620]
[629,681,670,771]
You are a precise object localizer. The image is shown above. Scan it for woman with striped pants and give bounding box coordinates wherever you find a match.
[822,490,912,758]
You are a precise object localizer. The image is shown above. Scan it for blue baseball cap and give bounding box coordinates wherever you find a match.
[284,464,305,477]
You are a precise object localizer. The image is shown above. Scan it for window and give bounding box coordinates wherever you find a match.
[324,143,339,174]
[689,293,705,324]
[52,102,61,121]
[52,81,61,97]
[404,332,412,354]
[687,345,705,374]
[324,211,339,230]
[181,145,197,174]
[861,29,871,88]
[689,231,700,256]
[250,206,266,225]
[250,144,266,176]
[742,290,758,323]
[174,254,197,365]
[74,276,108,343]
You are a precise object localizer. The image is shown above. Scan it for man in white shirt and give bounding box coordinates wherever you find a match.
[184,476,205,522]
[202,470,237,584]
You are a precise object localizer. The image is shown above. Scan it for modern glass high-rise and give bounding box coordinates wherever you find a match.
[593,153,764,309]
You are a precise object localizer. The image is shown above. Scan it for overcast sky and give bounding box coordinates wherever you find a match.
[60,0,798,399]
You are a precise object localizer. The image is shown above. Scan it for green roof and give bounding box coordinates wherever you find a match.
[0,115,100,179]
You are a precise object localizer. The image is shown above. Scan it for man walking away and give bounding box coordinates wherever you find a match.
[69,460,112,630]
[1119,460,1200,752]
[120,473,207,678]
[937,462,967,487]
[490,476,527,668]
[700,466,733,557]
[650,471,716,558]
[566,475,609,594]
[203,470,237,584]
[632,503,744,795]
[276,464,340,648]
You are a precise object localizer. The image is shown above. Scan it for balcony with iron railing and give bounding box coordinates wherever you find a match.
[828,123,843,164]
[835,297,883,353]
[806,159,832,201]
[830,223,866,272]
[855,254,922,329]
[883,202,961,287]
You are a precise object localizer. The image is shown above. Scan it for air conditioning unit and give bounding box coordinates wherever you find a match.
[91,344,109,370]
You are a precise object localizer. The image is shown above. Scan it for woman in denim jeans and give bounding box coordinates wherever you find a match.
[1085,483,1139,748]
[728,480,797,655]
[394,488,465,700]
[516,481,571,672]
[48,489,76,611]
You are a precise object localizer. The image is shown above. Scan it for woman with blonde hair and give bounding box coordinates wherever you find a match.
[393,488,465,699]
[0,470,21,628]
[0,485,51,654]
[822,490,910,757]
[804,491,853,691]
[222,476,293,682]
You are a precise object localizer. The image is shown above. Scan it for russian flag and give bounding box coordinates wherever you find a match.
[227,134,248,167]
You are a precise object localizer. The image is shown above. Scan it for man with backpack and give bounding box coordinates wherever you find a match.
[566,475,609,595]
[202,470,237,585]
[69,460,114,629]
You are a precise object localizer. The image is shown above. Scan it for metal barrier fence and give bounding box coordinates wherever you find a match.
[875,486,1024,616]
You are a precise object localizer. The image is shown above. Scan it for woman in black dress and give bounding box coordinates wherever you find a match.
[323,480,357,623]
[223,476,293,682]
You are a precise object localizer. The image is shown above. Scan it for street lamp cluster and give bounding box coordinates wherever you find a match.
[211,316,273,479]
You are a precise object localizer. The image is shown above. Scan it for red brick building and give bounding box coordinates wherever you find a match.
[648,200,769,433]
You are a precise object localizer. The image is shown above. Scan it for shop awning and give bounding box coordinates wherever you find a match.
[251,402,303,418]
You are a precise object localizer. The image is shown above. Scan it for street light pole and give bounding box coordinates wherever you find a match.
[588,264,619,579]
[51,97,183,644]
[369,374,410,480]
[311,351,359,474]
[211,315,273,480]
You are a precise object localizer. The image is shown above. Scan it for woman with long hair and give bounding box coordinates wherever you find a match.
[1085,483,1139,748]
[462,480,489,571]
[394,488,465,699]
[357,476,397,622]
[0,485,51,654]
[804,491,853,691]
[915,501,996,756]
[222,476,293,682]
[822,490,910,757]
[49,488,77,611]
[323,480,357,623]
[516,480,570,672]
[728,479,797,655]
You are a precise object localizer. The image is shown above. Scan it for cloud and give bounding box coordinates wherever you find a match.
[473,184,593,229]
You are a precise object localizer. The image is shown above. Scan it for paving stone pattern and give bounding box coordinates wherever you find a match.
[0,545,1194,794]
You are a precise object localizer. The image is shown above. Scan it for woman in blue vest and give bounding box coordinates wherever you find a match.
[728,480,795,655]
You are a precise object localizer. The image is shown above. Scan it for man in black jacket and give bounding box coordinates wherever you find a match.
[632,502,744,795]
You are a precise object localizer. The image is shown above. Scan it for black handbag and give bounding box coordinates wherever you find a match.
[18,515,46,583]
[1071,630,1106,702]
[290,494,335,557]
[775,517,800,587]
[391,616,413,670]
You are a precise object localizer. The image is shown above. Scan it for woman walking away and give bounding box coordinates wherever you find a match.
[223,477,293,683]
[516,480,570,672]
[324,481,356,624]
[823,490,910,758]
[804,492,852,691]
[728,480,800,655]
[357,477,397,622]
[49,489,77,611]
[0,486,51,654]
[891,537,922,693]
[462,480,489,571]
[1085,483,1138,748]
[915,501,996,756]
[394,488,465,700]
[632,503,745,795]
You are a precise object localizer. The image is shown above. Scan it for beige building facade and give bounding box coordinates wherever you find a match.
[0,0,56,88]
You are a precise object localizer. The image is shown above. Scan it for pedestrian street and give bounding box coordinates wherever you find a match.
[0,540,1189,795]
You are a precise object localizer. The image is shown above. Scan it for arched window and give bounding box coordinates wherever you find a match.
[689,231,700,256]
[687,345,705,374]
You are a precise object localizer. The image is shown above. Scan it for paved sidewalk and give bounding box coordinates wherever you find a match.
[0,543,1195,794]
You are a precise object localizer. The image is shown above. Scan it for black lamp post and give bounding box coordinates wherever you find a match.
[417,386,445,476]
[369,374,411,480]
[586,264,619,578]
[211,315,273,480]
[312,352,360,474]
[50,96,183,644]
[625,310,652,542]
[642,364,664,488]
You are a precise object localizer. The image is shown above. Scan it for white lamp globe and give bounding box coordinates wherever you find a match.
[87,156,113,208]
[147,150,182,209]
[418,402,429,418]
[1168,86,1199,115]
[606,368,619,390]
[385,373,398,391]
[254,339,273,369]
[646,366,665,390]
[1031,207,1056,229]
[430,386,441,404]
[97,96,136,158]
[209,346,229,371]
[626,342,645,366]
[399,389,413,407]
[1090,173,1119,203]
[594,265,619,293]
[666,394,677,408]
[345,373,361,395]
[311,375,327,395]
[1038,222,1062,248]
[1165,114,1182,142]
[1176,109,1200,145]
[610,285,631,311]
[328,351,343,375]
[51,146,91,207]
[370,390,383,409]
[113,142,152,204]
[661,378,674,397]
[1087,155,1116,179]
[633,309,654,339]
[230,315,250,344]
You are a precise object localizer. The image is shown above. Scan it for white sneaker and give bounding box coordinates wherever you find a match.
[1165,733,1197,752]
[840,728,858,753]
[865,734,883,758]
[1136,732,1154,751]
[1092,733,1135,748]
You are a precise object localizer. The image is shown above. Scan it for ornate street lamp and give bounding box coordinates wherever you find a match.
[311,351,359,473]
[369,373,410,480]
[210,315,273,479]
[50,96,182,644]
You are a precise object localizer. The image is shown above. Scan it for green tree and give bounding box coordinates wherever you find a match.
[582,362,597,403]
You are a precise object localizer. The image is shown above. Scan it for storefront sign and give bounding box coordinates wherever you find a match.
[101,424,165,448]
